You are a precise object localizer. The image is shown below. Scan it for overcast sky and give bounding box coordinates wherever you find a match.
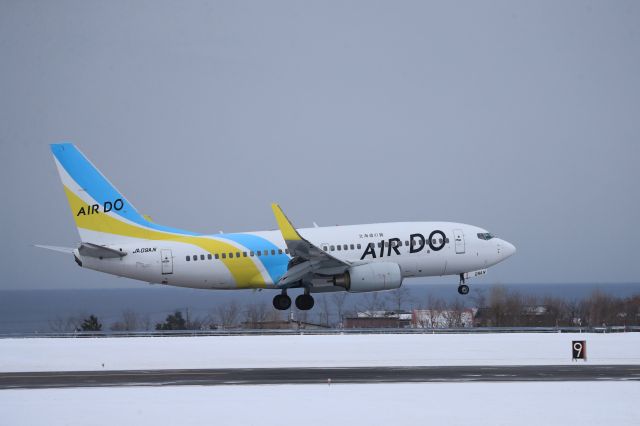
[1,1,638,290]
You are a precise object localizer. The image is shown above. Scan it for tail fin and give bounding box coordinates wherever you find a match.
[50,143,195,244]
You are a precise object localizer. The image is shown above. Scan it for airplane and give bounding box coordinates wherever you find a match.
[38,143,516,311]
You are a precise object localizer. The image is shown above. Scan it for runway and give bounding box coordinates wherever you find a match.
[1,365,639,389]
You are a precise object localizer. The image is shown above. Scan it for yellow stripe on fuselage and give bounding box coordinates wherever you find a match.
[64,186,265,288]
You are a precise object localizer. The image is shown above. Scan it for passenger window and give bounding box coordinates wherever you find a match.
[323,246,328,251]
[330,245,335,251]
[215,254,219,259]
[271,249,275,255]
[186,256,190,261]
[350,244,354,250]
[337,245,342,251]
[199,254,203,260]
[405,241,409,246]
[193,254,198,261]
[278,249,283,254]
[207,254,212,260]
[256,251,261,256]
[439,238,443,244]
[236,252,240,258]
[228,253,233,258]
[343,244,347,250]
[357,244,361,249]
[243,252,247,257]
[250,251,254,257]
[264,250,268,256]
[222,253,226,259]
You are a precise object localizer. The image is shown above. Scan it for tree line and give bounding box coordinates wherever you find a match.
[48,287,640,331]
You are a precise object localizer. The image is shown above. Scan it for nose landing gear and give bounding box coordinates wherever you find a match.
[458,273,469,295]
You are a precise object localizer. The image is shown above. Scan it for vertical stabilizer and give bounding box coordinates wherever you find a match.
[50,142,194,244]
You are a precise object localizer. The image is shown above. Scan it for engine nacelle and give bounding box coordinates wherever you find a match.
[332,262,402,293]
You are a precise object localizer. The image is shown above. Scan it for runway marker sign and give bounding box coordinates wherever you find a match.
[572,340,587,361]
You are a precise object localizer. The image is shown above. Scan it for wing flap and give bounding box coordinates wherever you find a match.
[277,260,317,287]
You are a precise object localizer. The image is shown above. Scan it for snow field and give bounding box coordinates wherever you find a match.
[2,382,639,426]
[1,332,639,372]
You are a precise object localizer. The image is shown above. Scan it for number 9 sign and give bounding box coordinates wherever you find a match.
[572,340,587,361]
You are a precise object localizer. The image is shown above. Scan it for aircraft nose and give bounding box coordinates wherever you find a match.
[501,240,516,259]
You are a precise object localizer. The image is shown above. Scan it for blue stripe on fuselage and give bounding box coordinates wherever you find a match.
[216,233,289,284]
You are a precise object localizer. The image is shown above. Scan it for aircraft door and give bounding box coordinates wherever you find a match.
[161,249,173,274]
[453,229,465,254]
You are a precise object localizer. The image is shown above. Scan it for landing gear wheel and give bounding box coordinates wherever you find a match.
[458,284,470,295]
[295,294,315,310]
[273,293,291,310]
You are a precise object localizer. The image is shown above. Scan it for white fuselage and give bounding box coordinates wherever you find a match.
[77,221,515,291]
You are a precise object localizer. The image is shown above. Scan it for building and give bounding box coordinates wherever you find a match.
[343,311,413,328]
[412,309,475,328]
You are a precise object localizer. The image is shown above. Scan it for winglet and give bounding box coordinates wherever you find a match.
[271,203,302,242]
[271,203,349,277]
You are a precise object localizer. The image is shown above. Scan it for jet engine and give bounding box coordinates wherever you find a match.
[331,262,402,293]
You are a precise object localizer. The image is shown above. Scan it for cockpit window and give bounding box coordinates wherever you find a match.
[477,232,495,240]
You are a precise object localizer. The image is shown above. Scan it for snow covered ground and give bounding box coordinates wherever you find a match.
[1,332,639,372]
[2,382,639,426]
[3,333,639,426]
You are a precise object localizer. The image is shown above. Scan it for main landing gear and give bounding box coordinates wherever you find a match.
[295,292,314,311]
[458,273,469,295]
[272,290,315,311]
[273,291,291,310]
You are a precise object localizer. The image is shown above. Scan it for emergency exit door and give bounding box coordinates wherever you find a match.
[452,229,465,254]
[161,249,173,274]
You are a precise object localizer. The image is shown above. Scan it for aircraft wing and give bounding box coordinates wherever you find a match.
[271,203,349,287]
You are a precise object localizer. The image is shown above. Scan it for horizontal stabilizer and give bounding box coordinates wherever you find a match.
[34,245,75,254]
[78,243,127,258]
